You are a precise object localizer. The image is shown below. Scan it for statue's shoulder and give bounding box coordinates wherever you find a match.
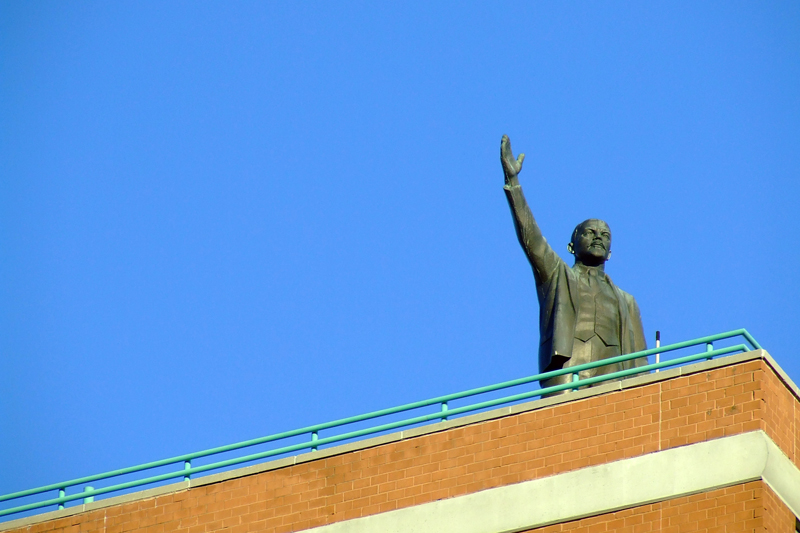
[609,281,639,306]
[618,287,643,314]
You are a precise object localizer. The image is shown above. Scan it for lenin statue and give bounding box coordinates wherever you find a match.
[500,135,648,392]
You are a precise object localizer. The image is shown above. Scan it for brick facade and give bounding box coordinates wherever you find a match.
[4,355,799,533]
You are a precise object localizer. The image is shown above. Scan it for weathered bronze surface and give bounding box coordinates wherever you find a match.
[500,135,647,392]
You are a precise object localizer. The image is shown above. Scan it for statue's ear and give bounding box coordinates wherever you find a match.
[567,242,574,254]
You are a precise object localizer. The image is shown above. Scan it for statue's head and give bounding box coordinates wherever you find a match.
[567,219,612,266]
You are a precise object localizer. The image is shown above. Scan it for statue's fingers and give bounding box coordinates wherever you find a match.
[517,153,525,167]
[500,136,510,156]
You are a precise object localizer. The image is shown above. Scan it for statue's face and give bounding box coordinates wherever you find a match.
[570,219,611,265]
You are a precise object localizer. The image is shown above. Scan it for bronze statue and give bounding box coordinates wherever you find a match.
[500,135,647,392]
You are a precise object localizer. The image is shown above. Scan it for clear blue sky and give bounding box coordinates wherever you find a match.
[2,1,799,506]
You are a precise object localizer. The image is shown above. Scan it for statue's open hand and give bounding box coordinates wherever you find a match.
[500,135,525,185]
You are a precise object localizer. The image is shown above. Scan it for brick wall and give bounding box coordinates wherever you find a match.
[5,356,799,533]
[761,363,799,464]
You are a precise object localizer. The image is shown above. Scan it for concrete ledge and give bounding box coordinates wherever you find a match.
[304,431,800,533]
[0,349,785,531]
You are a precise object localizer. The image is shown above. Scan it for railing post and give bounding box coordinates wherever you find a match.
[311,431,318,451]
[58,488,65,510]
[83,486,94,504]
[706,342,713,360]
[184,460,191,481]
[572,372,580,391]
[440,401,448,421]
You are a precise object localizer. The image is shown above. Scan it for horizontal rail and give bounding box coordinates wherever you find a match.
[0,329,761,519]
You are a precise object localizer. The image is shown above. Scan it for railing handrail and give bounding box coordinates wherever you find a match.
[0,328,762,519]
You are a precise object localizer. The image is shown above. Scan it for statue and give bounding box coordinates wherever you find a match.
[500,135,648,393]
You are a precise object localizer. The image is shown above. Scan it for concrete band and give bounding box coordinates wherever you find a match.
[306,431,800,533]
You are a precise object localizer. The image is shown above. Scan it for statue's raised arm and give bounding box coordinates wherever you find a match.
[500,135,564,285]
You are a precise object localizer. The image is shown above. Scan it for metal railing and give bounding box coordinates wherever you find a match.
[0,328,762,520]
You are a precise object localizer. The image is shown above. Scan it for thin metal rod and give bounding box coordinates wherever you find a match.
[655,331,661,373]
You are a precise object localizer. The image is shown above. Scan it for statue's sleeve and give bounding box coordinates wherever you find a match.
[629,297,647,353]
[503,184,564,285]
[627,295,649,368]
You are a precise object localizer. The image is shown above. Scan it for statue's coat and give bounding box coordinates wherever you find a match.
[504,184,648,373]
